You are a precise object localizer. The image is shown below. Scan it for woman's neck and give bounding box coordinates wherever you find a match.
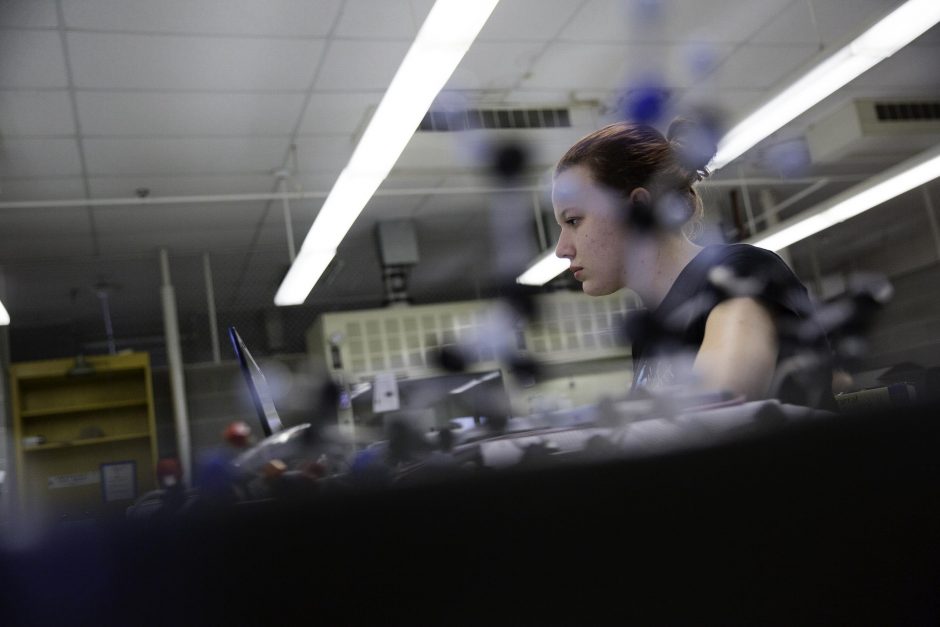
[625,234,703,310]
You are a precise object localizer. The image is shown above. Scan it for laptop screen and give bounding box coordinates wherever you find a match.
[228,326,284,438]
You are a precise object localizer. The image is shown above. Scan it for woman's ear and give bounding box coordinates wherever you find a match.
[629,187,652,207]
[625,187,656,232]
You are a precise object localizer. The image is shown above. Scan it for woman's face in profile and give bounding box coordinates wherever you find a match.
[552,165,628,296]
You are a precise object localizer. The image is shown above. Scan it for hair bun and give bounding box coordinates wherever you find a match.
[666,117,717,183]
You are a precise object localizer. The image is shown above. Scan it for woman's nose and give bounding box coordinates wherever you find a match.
[555,232,573,259]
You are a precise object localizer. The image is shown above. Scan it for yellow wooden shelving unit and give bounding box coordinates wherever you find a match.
[9,351,159,528]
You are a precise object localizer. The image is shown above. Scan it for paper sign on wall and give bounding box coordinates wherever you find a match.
[372,372,401,414]
[101,461,137,502]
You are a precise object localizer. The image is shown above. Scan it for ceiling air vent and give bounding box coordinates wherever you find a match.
[806,98,940,163]
[874,101,940,122]
[418,107,572,132]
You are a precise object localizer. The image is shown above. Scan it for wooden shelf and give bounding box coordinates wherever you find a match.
[23,432,152,453]
[21,398,149,418]
[11,351,158,528]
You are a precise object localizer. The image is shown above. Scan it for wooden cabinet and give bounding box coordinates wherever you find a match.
[10,352,158,527]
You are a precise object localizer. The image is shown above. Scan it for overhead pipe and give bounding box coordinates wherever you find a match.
[0,176,868,211]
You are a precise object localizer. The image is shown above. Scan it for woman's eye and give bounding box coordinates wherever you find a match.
[566,217,581,227]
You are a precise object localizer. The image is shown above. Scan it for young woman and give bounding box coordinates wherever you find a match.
[552,119,833,408]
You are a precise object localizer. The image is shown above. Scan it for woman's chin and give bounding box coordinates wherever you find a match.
[581,281,616,297]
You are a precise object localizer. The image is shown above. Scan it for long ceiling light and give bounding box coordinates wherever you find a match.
[515,0,940,287]
[274,0,500,306]
[0,300,9,326]
[748,143,940,252]
[516,250,568,286]
[710,0,940,171]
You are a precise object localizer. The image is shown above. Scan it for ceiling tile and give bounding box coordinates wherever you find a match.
[0,232,95,261]
[62,0,342,37]
[477,0,583,42]
[673,87,767,127]
[0,178,86,201]
[291,135,355,173]
[448,42,546,91]
[0,31,67,88]
[851,45,940,89]
[76,92,305,136]
[704,44,819,90]
[380,172,447,191]
[67,32,325,90]
[0,138,82,177]
[297,92,381,135]
[292,171,342,193]
[562,0,793,44]
[523,42,732,91]
[88,174,275,198]
[807,0,902,46]
[0,207,92,241]
[0,0,58,28]
[95,225,259,257]
[314,39,410,90]
[94,202,265,235]
[333,0,423,39]
[82,137,288,176]
[0,90,74,135]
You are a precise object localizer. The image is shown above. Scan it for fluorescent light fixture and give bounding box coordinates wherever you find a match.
[274,248,336,306]
[710,0,940,171]
[516,249,569,286]
[274,0,500,306]
[748,143,940,252]
[0,299,9,326]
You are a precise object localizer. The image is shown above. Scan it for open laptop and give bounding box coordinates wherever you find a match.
[228,326,284,438]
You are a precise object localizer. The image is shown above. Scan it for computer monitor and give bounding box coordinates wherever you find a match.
[228,326,284,438]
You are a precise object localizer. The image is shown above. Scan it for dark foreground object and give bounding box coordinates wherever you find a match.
[3,403,940,626]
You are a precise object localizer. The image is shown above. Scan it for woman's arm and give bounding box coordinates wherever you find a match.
[693,297,779,400]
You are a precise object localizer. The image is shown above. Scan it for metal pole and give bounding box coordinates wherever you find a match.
[160,249,192,486]
[280,178,297,263]
[202,253,221,364]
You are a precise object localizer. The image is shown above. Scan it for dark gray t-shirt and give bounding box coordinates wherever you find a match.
[629,244,836,409]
